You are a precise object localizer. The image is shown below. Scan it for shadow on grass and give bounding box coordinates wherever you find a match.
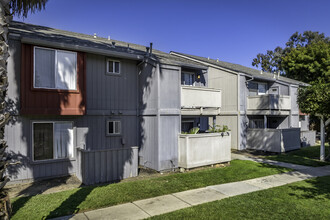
[257,161,291,173]
[288,176,330,200]
[45,186,94,219]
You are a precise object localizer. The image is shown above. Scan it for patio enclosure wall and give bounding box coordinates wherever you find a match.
[178,132,231,169]
[247,128,300,153]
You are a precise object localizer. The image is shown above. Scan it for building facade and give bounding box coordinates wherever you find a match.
[5,21,312,185]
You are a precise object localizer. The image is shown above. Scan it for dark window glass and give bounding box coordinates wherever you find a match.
[34,123,53,160]
[114,62,120,73]
[109,121,114,134]
[108,61,114,73]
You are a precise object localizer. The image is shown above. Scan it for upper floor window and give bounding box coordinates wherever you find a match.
[33,121,74,161]
[107,59,120,74]
[181,72,195,86]
[34,47,77,90]
[248,82,267,95]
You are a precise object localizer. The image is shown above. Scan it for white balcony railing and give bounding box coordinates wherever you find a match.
[181,86,221,109]
[247,95,291,110]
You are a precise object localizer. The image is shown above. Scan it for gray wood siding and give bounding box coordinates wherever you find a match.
[211,115,238,149]
[76,115,138,151]
[139,116,159,170]
[78,147,138,185]
[86,54,138,114]
[208,67,238,112]
[7,38,21,115]
[159,116,180,170]
[159,66,180,110]
[269,82,289,95]
[240,75,247,112]
[5,116,77,182]
[139,63,158,114]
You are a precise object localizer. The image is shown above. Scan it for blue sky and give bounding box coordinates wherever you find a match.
[15,0,330,68]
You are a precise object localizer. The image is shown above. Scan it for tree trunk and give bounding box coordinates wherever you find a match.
[0,0,11,219]
[320,117,325,161]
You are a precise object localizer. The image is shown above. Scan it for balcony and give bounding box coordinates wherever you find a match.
[247,95,291,111]
[181,86,221,115]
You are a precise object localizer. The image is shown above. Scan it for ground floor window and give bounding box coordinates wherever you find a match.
[249,119,264,129]
[33,122,74,161]
[106,120,121,135]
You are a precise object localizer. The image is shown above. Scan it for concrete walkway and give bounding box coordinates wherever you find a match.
[53,159,330,220]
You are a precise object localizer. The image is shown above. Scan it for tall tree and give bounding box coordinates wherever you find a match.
[0,1,47,219]
[252,31,330,75]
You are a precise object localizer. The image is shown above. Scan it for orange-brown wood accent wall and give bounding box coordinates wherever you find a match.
[20,44,86,115]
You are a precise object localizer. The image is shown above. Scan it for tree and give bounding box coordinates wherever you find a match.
[252,31,330,75]
[0,1,47,219]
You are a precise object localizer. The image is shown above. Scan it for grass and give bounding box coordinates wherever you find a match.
[150,175,330,220]
[11,160,291,220]
[265,145,330,167]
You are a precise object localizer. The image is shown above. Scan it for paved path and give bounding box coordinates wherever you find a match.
[53,157,330,220]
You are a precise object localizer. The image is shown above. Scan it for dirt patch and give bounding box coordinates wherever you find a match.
[5,175,82,198]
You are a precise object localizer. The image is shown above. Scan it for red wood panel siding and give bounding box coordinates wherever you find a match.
[20,44,86,115]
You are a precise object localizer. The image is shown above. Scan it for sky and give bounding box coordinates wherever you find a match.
[14,0,330,68]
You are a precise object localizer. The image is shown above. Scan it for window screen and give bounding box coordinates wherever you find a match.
[34,48,56,88]
[33,123,54,161]
[33,122,74,161]
[34,47,77,90]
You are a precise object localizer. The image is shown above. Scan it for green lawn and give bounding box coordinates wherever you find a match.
[150,175,330,220]
[11,160,290,220]
[266,145,330,167]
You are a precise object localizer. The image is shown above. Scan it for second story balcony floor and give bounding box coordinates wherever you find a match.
[247,94,291,111]
[181,86,221,115]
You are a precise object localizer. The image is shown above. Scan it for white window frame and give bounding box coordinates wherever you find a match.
[106,120,121,136]
[106,59,121,75]
[32,121,74,161]
[33,46,77,90]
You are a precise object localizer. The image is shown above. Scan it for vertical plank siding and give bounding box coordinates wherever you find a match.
[20,44,86,115]
[78,147,138,185]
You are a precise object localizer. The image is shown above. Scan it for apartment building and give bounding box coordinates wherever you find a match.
[5,21,312,185]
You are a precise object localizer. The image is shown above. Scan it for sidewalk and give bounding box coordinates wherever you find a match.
[53,158,330,220]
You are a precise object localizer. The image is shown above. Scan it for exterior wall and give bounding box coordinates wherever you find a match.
[212,115,238,149]
[208,67,238,112]
[138,62,181,171]
[290,86,299,127]
[86,54,138,114]
[20,43,86,115]
[6,41,140,182]
[299,115,309,131]
[5,116,77,182]
[269,82,289,95]
[208,67,239,149]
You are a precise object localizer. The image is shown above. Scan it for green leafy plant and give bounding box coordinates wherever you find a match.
[208,125,230,133]
[188,127,200,134]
